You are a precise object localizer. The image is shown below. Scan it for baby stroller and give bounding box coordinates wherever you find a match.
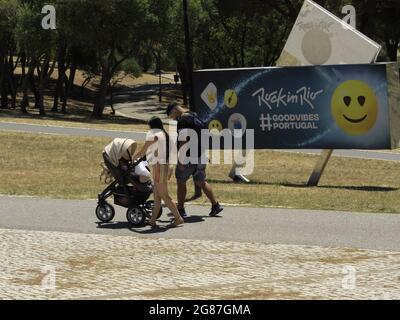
[96,151,162,226]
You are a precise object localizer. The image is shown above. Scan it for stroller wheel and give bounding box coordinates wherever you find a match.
[145,200,163,219]
[96,203,115,223]
[126,207,146,226]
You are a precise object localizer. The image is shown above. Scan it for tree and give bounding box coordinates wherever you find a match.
[0,0,19,109]
[0,0,397,119]
[166,0,203,105]
[350,0,399,61]
[108,57,142,114]
[15,0,57,115]
[197,0,295,68]
[66,0,153,118]
[376,0,400,61]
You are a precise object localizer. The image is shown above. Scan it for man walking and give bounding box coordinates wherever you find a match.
[167,102,223,218]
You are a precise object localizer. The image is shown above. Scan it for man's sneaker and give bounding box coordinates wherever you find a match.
[167,208,188,219]
[209,203,223,216]
[178,207,188,219]
[230,174,250,183]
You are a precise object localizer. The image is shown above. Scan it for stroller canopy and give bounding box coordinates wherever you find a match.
[104,138,137,167]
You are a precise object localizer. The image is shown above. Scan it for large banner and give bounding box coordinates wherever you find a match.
[193,63,400,150]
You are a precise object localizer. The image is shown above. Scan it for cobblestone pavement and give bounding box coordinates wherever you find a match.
[1,228,400,300]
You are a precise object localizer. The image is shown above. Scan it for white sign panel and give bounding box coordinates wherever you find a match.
[276,0,381,66]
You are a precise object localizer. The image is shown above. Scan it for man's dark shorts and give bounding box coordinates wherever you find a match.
[175,163,206,182]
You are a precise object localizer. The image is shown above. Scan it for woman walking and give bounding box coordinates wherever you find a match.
[134,116,184,228]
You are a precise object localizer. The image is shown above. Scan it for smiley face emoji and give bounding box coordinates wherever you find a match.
[331,80,378,135]
[224,89,238,108]
[208,119,223,133]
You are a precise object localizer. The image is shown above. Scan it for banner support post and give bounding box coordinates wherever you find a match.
[307,149,333,186]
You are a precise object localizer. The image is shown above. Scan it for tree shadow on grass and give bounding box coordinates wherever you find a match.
[207,178,306,187]
[206,179,398,192]
[317,185,398,192]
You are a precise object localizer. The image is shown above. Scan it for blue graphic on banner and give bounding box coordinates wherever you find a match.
[193,64,390,149]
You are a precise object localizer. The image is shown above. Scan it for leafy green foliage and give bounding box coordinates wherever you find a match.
[0,0,398,117]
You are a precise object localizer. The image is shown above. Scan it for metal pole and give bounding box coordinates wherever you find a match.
[307,149,333,186]
[183,0,195,111]
[158,51,162,103]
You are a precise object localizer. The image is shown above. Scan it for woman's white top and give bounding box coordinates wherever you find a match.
[146,130,169,165]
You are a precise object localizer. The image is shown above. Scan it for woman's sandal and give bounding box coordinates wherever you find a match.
[147,220,158,228]
[167,218,184,228]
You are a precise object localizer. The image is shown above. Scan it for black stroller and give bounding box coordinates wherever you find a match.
[96,152,162,226]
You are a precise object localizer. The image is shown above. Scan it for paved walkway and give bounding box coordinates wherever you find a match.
[113,83,175,123]
[1,228,400,300]
[0,121,146,140]
[1,192,400,300]
[1,196,400,251]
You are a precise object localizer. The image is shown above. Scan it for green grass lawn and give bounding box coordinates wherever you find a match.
[1,130,400,213]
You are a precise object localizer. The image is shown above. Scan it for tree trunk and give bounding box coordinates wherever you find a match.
[61,88,68,113]
[240,20,248,68]
[68,61,77,93]
[20,80,28,114]
[18,53,26,87]
[386,39,399,61]
[61,60,77,113]
[6,49,17,109]
[177,61,188,106]
[52,77,61,112]
[8,77,16,109]
[20,56,31,114]
[37,74,46,116]
[29,73,40,109]
[52,45,67,112]
[38,93,45,115]
[0,42,7,109]
[108,84,115,115]
[0,83,7,109]
[92,67,110,118]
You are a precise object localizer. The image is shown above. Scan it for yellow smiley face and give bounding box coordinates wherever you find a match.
[208,120,223,133]
[207,91,216,104]
[224,89,238,108]
[331,80,378,135]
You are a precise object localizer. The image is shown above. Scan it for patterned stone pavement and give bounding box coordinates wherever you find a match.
[1,228,400,300]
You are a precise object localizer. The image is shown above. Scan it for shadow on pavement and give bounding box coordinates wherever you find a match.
[95,215,206,234]
[130,226,170,235]
[113,84,181,104]
[183,215,206,223]
[158,216,206,224]
[96,221,170,234]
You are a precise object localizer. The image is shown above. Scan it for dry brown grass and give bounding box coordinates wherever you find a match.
[1,131,400,213]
